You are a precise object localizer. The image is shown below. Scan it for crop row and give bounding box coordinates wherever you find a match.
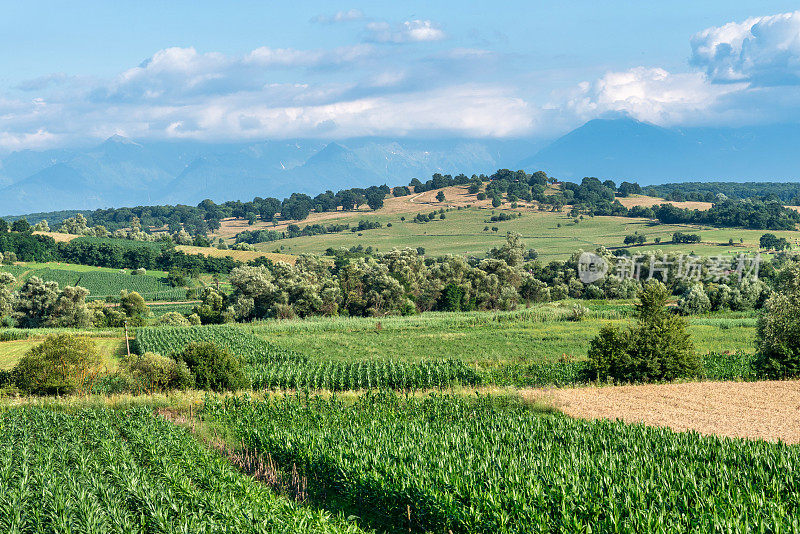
[136,325,479,390]
[17,267,185,301]
[249,359,481,391]
[204,393,800,533]
[0,407,364,533]
[135,325,304,363]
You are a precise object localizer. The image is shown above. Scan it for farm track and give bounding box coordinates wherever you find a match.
[525,379,800,444]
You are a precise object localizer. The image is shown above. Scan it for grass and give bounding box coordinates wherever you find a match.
[245,303,756,373]
[0,336,127,371]
[251,205,798,261]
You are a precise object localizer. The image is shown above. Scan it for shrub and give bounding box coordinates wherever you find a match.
[754,263,800,378]
[13,334,102,394]
[588,325,628,380]
[120,352,193,393]
[120,290,148,317]
[178,341,249,392]
[159,311,190,326]
[588,281,699,383]
[677,284,711,315]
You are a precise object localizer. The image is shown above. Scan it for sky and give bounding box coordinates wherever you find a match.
[2,0,800,151]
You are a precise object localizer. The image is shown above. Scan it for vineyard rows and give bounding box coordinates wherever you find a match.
[205,393,800,533]
[0,407,364,533]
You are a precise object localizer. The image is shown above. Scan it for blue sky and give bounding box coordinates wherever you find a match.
[2,1,800,150]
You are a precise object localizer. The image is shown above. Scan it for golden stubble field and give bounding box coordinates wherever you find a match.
[525,380,800,444]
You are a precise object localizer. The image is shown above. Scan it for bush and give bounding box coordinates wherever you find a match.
[159,311,190,326]
[120,352,193,393]
[178,341,249,392]
[588,325,628,380]
[588,281,699,383]
[754,263,800,378]
[677,284,711,315]
[13,334,102,394]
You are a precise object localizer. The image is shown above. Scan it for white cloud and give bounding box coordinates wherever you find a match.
[0,129,60,151]
[311,9,364,24]
[567,67,745,125]
[691,11,800,85]
[128,84,535,140]
[366,20,445,43]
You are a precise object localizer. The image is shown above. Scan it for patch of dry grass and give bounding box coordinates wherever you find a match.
[175,245,296,264]
[32,231,80,243]
[615,195,713,211]
[523,380,800,444]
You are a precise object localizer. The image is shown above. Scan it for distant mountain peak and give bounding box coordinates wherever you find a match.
[101,134,142,147]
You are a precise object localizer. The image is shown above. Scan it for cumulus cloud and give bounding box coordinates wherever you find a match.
[567,67,745,125]
[366,20,446,43]
[0,37,533,151]
[151,85,534,140]
[691,11,800,85]
[310,9,364,24]
[90,45,377,102]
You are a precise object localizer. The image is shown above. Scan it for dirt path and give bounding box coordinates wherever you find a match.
[523,380,800,444]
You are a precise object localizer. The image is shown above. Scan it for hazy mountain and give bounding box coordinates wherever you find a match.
[8,119,800,216]
[0,136,535,215]
[519,118,800,184]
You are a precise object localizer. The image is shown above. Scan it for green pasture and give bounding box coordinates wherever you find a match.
[0,335,127,371]
[245,304,756,372]
[253,207,799,260]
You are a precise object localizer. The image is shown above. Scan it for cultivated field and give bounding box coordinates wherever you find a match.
[529,379,800,444]
[0,262,184,300]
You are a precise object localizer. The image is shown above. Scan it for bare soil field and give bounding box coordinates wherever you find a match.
[524,380,800,444]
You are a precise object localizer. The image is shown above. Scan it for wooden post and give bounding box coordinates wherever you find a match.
[124,320,131,358]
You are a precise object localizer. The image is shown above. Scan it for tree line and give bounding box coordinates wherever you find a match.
[0,232,240,274]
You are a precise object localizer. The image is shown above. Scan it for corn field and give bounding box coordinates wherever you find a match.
[250,358,480,390]
[204,393,800,533]
[136,325,480,390]
[17,267,185,301]
[0,407,365,533]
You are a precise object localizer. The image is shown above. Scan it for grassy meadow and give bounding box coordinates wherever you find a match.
[247,304,756,371]
[252,204,798,261]
[0,334,126,371]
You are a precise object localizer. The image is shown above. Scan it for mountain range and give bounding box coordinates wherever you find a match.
[2,118,800,216]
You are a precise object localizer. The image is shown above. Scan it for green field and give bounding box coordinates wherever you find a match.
[1,262,186,301]
[205,393,800,533]
[0,336,126,371]
[254,207,799,260]
[0,407,364,533]
[246,305,756,371]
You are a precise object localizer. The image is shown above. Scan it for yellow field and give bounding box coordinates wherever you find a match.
[526,380,800,444]
[0,337,127,371]
[175,245,296,265]
[32,231,80,243]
